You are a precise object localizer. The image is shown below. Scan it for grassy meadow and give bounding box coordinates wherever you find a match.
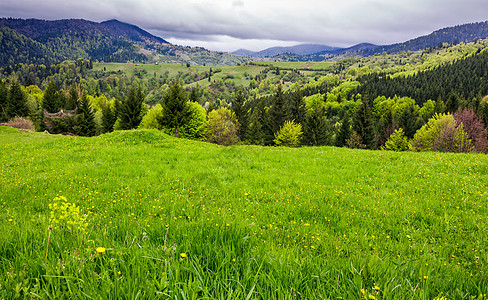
[92,61,333,90]
[1,126,487,298]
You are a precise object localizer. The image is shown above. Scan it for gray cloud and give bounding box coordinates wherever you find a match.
[1,0,488,51]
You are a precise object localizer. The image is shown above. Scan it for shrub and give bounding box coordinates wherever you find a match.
[139,104,164,130]
[206,107,240,146]
[412,113,473,153]
[382,128,410,151]
[274,120,303,147]
[5,117,35,131]
[453,109,488,153]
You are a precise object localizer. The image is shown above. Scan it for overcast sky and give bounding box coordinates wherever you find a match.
[1,0,488,52]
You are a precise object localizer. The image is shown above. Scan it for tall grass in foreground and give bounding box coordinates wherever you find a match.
[0,126,487,299]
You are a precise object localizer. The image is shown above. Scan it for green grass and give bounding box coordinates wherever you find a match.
[1,126,487,298]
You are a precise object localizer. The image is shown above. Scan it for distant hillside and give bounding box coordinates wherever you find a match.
[0,26,55,66]
[0,18,162,66]
[0,18,249,67]
[234,44,339,58]
[366,21,488,55]
[268,21,488,61]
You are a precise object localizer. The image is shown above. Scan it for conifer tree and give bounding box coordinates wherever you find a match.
[74,95,96,137]
[65,85,79,111]
[159,81,191,137]
[352,99,375,149]
[43,81,60,113]
[232,88,248,139]
[268,84,286,134]
[245,98,267,145]
[285,86,305,125]
[118,85,145,130]
[336,112,351,147]
[302,107,329,146]
[101,104,116,133]
[7,82,29,119]
[0,82,8,122]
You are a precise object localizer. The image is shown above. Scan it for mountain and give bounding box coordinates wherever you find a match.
[99,19,168,45]
[0,18,248,67]
[366,21,488,55]
[259,21,488,61]
[0,18,161,65]
[233,44,339,58]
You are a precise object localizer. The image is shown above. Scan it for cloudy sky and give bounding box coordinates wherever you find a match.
[1,0,487,52]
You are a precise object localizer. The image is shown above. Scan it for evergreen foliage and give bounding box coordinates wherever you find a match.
[74,95,96,136]
[302,108,330,146]
[101,103,116,133]
[284,86,306,125]
[336,112,351,147]
[159,82,191,137]
[0,82,8,122]
[245,99,267,145]
[352,99,375,149]
[42,81,61,113]
[232,89,248,139]
[7,82,29,119]
[118,85,144,130]
[267,85,286,136]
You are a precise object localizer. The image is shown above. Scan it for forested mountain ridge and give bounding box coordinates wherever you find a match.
[275,21,488,61]
[0,18,250,67]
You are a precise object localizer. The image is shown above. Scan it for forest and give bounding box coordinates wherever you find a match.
[1,39,488,154]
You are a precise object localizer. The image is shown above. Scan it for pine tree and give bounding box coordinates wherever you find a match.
[0,82,8,122]
[159,81,191,137]
[43,81,60,113]
[101,104,116,133]
[336,112,351,147]
[232,88,248,139]
[245,99,267,145]
[352,99,375,149]
[118,85,145,130]
[268,84,286,134]
[74,95,96,137]
[302,107,329,146]
[285,86,305,125]
[7,82,29,119]
[65,85,79,111]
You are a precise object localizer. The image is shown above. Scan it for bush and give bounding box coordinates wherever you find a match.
[453,109,488,153]
[382,128,410,151]
[5,117,35,131]
[274,120,303,147]
[412,113,473,153]
[206,107,240,146]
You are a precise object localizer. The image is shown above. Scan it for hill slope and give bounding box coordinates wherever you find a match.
[0,126,487,297]
[0,18,250,66]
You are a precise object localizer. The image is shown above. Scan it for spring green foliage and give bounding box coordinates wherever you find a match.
[138,104,164,130]
[412,113,472,152]
[0,127,487,298]
[382,128,411,151]
[179,102,207,140]
[274,120,303,147]
[49,196,88,232]
[206,107,239,145]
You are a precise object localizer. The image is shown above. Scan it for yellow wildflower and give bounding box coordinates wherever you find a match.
[96,247,106,254]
